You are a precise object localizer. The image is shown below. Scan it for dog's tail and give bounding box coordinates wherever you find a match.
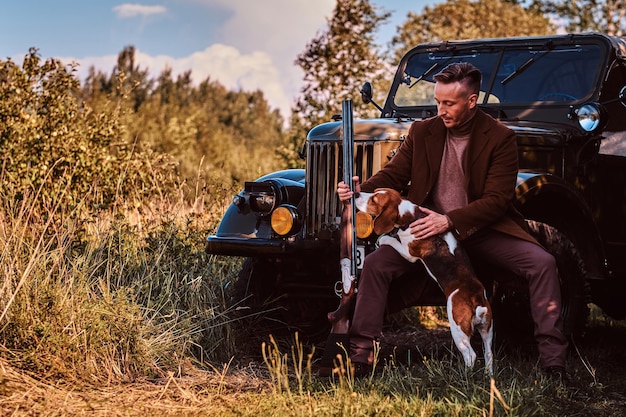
[474,305,489,326]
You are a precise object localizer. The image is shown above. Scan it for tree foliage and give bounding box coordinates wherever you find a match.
[389,0,555,63]
[82,47,287,192]
[530,0,626,36]
[0,46,288,219]
[288,0,391,155]
[0,48,173,212]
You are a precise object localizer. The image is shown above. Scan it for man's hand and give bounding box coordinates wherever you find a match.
[409,206,451,239]
[337,175,361,202]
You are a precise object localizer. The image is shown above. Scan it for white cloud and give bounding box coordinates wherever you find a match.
[141,45,292,116]
[113,4,167,19]
[209,0,334,99]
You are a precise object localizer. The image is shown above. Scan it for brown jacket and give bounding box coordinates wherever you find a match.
[361,109,536,244]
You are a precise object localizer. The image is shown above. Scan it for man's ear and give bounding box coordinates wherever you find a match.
[468,93,478,109]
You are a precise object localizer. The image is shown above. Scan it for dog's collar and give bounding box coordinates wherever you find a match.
[388,223,410,237]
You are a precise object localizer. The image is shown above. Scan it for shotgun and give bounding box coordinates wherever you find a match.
[319,100,357,375]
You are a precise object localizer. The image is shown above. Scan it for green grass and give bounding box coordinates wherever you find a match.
[250,321,626,417]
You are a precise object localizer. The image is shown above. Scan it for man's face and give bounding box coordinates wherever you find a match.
[433,81,478,129]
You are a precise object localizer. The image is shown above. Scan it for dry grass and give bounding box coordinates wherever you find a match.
[0,178,240,381]
[1,181,625,416]
[0,356,271,416]
[2,313,625,416]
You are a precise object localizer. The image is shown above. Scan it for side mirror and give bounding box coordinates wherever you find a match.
[360,82,373,105]
[360,81,384,113]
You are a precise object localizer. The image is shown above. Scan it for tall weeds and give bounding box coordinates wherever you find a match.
[0,176,240,384]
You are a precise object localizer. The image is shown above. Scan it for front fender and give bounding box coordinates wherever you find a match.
[205,169,306,256]
[255,169,306,184]
[515,170,606,280]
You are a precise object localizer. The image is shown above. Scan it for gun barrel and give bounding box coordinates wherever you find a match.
[342,100,358,277]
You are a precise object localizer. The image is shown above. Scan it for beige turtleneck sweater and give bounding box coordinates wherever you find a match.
[431,113,477,214]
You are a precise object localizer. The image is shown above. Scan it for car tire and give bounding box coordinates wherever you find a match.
[489,221,590,348]
[232,257,334,344]
[525,220,590,338]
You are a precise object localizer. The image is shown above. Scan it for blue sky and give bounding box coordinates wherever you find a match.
[0,0,429,119]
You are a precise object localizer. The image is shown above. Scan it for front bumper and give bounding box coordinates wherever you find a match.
[205,235,332,257]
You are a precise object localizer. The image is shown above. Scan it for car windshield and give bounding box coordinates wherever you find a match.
[393,42,605,108]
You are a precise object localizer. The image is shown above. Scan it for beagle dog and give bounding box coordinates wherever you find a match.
[355,188,493,375]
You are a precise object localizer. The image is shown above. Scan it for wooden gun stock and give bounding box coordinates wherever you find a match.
[327,200,356,333]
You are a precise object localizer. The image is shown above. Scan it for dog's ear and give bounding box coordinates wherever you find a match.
[374,216,395,235]
[372,195,398,235]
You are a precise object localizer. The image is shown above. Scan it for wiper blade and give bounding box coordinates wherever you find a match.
[408,46,483,89]
[409,63,439,89]
[501,41,554,85]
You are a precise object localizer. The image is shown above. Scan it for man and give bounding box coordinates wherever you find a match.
[337,62,568,380]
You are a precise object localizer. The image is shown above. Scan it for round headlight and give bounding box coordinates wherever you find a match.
[355,211,374,238]
[571,103,606,132]
[271,205,301,236]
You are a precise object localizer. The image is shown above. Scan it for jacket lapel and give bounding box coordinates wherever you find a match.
[425,118,447,179]
[467,110,492,170]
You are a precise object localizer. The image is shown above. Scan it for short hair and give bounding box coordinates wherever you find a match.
[433,62,481,95]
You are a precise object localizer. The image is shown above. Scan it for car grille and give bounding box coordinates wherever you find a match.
[305,140,395,239]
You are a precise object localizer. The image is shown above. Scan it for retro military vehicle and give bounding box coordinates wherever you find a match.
[206,32,626,342]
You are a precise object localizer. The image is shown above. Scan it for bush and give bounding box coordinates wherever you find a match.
[0,48,176,214]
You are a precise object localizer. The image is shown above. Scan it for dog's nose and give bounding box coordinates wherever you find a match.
[354,192,360,198]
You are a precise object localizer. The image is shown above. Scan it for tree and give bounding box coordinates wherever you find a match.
[530,0,626,36]
[83,46,153,112]
[288,0,391,160]
[390,0,554,63]
[80,46,287,192]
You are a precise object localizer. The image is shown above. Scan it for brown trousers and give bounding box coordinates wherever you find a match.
[349,229,568,368]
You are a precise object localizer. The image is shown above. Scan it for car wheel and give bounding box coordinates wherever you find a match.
[525,220,590,338]
[232,257,334,345]
[489,221,590,348]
